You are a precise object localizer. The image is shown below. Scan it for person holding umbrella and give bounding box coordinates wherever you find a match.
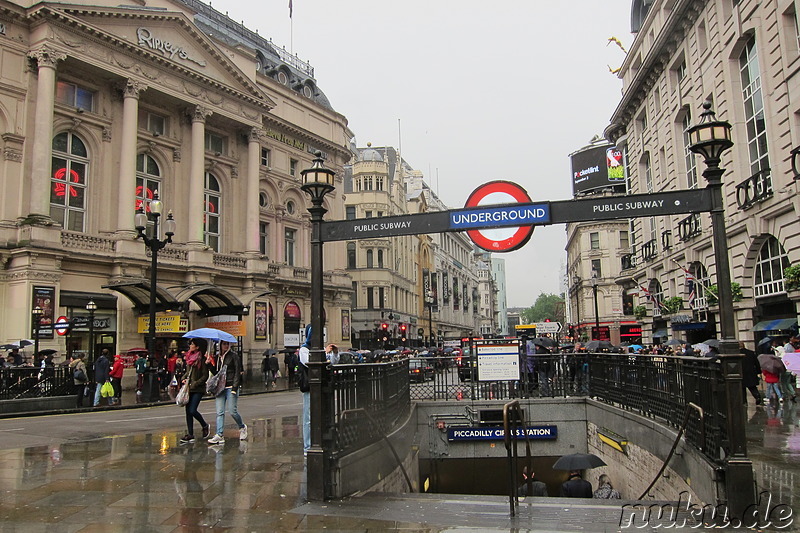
[207,339,247,444]
[179,338,211,444]
[553,453,604,498]
[560,471,592,498]
[758,348,786,403]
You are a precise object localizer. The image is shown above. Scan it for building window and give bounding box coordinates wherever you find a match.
[379,287,386,309]
[754,237,790,297]
[145,112,166,136]
[591,259,601,278]
[590,232,600,250]
[204,173,221,251]
[289,158,298,177]
[376,176,385,191]
[377,249,384,268]
[366,249,374,268]
[620,230,629,249]
[259,221,269,256]
[259,191,269,209]
[364,176,373,191]
[365,210,373,218]
[644,154,653,193]
[261,148,271,167]
[56,81,94,112]
[286,201,295,215]
[351,281,358,308]
[50,132,88,231]
[284,228,296,265]
[346,206,356,220]
[204,132,225,155]
[676,58,686,82]
[135,153,162,235]
[740,37,770,177]
[347,242,356,269]
[682,111,698,189]
[367,287,374,309]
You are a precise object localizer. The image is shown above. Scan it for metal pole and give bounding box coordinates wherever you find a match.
[32,311,40,363]
[148,214,159,374]
[593,284,599,330]
[307,197,331,500]
[88,307,95,365]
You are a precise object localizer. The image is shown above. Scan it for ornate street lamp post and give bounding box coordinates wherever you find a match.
[86,299,96,365]
[135,191,175,401]
[32,305,44,363]
[425,290,435,347]
[687,100,754,515]
[590,270,599,337]
[300,152,335,501]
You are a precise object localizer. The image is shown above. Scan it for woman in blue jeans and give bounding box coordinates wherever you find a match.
[180,338,210,444]
[207,340,247,444]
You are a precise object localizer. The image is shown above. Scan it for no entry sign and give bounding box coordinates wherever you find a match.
[464,181,535,252]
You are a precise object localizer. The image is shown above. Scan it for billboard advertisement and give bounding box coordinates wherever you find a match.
[571,144,625,196]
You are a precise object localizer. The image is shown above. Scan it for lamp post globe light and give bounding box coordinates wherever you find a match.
[86,299,97,365]
[300,152,335,501]
[687,100,754,515]
[32,305,44,363]
[135,190,175,402]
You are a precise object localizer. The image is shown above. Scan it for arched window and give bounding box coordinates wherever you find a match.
[682,111,697,189]
[50,132,88,231]
[135,154,162,237]
[347,242,356,269]
[204,172,221,251]
[366,249,374,268]
[377,249,384,268]
[754,237,789,297]
[689,263,709,309]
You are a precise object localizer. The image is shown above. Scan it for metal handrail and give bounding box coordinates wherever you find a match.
[503,399,533,517]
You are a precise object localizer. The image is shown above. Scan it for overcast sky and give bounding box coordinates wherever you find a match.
[218,0,633,307]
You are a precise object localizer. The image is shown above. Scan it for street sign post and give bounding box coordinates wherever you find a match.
[533,321,562,334]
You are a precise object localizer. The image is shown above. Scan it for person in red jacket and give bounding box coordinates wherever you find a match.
[109,354,124,405]
[763,368,784,403]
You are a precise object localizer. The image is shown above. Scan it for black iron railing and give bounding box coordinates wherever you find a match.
[331,360,410,455]
[677,213,702,241]
[0,366,74,400]
[735,169,772,210]
[641,239,658,262]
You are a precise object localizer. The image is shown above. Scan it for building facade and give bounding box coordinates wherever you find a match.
[0,0,352,366]
[604,0,800,346]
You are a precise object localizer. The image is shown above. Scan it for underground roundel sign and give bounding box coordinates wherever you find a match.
[464,181,534,252]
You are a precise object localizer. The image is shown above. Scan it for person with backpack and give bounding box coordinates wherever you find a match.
[135,352,148,394]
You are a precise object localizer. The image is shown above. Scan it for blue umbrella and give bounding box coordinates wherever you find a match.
[182,327,238,343]
[628,344,643,351]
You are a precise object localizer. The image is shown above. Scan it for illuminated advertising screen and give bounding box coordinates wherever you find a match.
[571,144,625,195]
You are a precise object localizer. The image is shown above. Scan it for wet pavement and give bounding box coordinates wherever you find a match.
[0,383,797,532]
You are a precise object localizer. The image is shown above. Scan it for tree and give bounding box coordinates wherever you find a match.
[521,293,566,324]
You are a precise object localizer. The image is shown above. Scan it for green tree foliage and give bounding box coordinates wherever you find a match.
[521,293,565,324]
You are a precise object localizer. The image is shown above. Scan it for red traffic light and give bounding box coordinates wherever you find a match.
[381,323,389,330]
[399,323,407,332]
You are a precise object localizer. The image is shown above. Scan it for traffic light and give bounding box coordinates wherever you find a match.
[380,322,389,341]
[399,323,407,343]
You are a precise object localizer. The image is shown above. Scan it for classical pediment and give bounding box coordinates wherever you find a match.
[38,3,275,112]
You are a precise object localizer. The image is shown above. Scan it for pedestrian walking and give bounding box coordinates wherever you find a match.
[109,353,124,405]
[593,474,621,499]
[780,336,798,402]
[69,353,89,408]
[740,341,763,405]
[285,349,297,385]
[267,352,280,389]
[207,340,247,445]
[179,338,211,444]
[92,349,112,406]
[518,466,548,497]
[560,471,592,498]
[299,326,312,455]
[135,352,148,394]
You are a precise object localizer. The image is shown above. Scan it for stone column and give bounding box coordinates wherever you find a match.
[188,106,212,246]
[118,79,147,235]
[246,128,262,254]
[28,46,66,218]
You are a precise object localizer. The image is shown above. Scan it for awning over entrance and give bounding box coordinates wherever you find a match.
[102,280,181,314]
[173,284,246,317]
[653,329,669,338]
[752,318,798,332]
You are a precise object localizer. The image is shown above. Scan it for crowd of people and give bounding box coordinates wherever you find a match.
[517,469,622,499]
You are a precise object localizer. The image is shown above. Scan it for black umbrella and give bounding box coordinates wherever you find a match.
[758,353,786,374]
[757,337,773,347]
[533,337,557,348]
[552,453,606,471]
[702,338,721,348]
[38,349,58,356]
[665,339,683,346]
[585,340,614,352]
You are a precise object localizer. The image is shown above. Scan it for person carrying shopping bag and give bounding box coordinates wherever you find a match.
[207,340,247,444]
[179,339,211,444]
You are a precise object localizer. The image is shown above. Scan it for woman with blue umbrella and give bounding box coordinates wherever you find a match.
[179,338,211,444]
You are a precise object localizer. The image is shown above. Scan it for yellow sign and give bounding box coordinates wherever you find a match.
[137,315,189,334]
[514,324,537,331]
[205,321,246,337]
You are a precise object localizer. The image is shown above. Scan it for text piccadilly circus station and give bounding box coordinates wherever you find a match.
[447,425,558,441]
[450,204,550,229]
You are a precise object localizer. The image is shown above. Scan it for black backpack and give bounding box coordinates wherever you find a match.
[297,362,310,392]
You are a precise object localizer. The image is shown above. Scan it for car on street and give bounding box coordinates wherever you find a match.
[408,358,434,382]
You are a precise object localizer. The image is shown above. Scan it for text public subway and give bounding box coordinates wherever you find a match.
[351,221,412,232]
[592,199,666,213]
